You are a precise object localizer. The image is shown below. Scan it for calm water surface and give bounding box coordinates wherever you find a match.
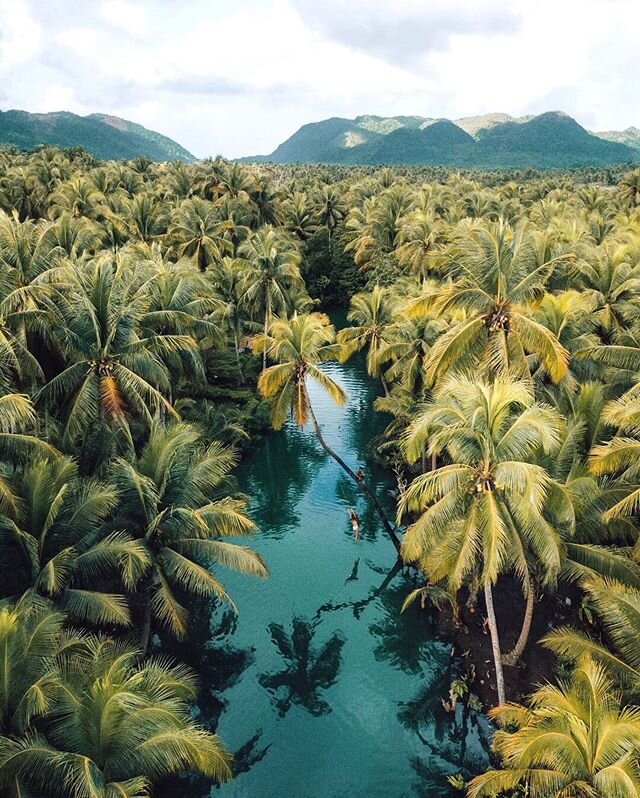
[172,321,490,798]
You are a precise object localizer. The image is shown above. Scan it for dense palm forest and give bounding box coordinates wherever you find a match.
[0,144,640,796]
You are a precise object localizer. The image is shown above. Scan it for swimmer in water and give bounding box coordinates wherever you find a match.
[348,508,360,542]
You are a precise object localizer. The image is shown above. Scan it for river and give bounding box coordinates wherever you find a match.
[168,330,490,797]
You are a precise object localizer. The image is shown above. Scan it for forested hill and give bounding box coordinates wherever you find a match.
[0,109,196,162]
[244,111,639,168]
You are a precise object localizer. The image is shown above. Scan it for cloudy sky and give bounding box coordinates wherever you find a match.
[0,0,638,158]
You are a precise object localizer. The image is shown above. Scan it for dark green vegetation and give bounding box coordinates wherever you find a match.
[0,144,640,796]
[0,109,196,161]
[247,111,639,168]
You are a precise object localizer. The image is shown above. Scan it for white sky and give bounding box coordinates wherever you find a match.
[0,0,638,158]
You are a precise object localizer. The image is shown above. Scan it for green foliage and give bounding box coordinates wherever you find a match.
[249,111,638,168]
[0,109,195,162]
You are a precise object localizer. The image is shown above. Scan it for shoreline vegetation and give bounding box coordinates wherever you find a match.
[0,146,640,796]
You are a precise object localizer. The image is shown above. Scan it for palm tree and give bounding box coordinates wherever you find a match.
[314,183,346,255]
[544,577,640,694]
[169,197,231,272]
[0,637,232,796]
[210,257,253,384]
[399,375,570,703]
[0,456,148,628]
[255,312,401,552]
[125,193,167,243]
[336,285,398,385]
[395,209,442,277]
[620,169,640,207]
[113,421,267,650]
[572,243,640,342]
[0,597,68,737]
[0,393,58,516]
[49,177,105,219]
[35,254,196,446]
[239,225,302,369]
[346,184,413,268]
[410,219,571,384]
[377,312,447,396]
[467,658,640,798]
[282,191,318,241]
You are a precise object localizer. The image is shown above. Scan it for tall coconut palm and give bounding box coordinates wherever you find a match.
[377,313,448,396]
[255,312,401,552]
[395,209,442,277]
[0,597,68,738]
[35,254,196,446]
[169,197,231,272]
[314,183,346,255]
[125,193,167,243]
[572,243,640,342]
[544,577,640,694]
[0,456,148,628]
[113,421,267,650]
[0,637,232,796]
[399,376,570,703]
[210,257,254,384]
[620,169,640,208]
[239,225,302,369]
[467,658,640,798]
[0,393,58,516]
[336,285,398,383]
[410,219,571,385]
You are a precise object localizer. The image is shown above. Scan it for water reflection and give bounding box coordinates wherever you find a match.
[399,671,492,796]
[259,618,345,717]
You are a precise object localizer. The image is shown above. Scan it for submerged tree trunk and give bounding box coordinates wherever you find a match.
[484,581,506,706]
[503,578,535,666]
[305,388,401,555]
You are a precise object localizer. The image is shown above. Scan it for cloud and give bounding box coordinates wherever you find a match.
[0,0,637,158]
[290,0,521,68]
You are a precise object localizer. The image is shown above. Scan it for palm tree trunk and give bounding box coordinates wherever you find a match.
[233,332,245,385]
[305,388,401,555]
[139,601,152,659]
[503,578,535,665]
[263,296,271,372]
[484,581,506,705]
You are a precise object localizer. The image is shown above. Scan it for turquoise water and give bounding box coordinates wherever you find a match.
[167,342,490,797]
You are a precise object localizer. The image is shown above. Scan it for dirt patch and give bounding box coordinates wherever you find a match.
[430,576,583,708]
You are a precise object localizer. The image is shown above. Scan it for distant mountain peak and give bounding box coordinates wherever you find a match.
[243,111,638,169]
[0,109,195,162]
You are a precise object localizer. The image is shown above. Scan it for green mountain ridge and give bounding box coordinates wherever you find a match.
[0,109,196,162]
[243,111,639,169]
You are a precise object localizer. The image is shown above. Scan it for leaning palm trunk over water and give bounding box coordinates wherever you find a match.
[255,312,401,555]
[304,386,401,553]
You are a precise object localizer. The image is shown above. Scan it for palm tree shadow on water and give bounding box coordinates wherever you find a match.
[258,617,346,717]
[398,667,493,795]
[156,602,271,797]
